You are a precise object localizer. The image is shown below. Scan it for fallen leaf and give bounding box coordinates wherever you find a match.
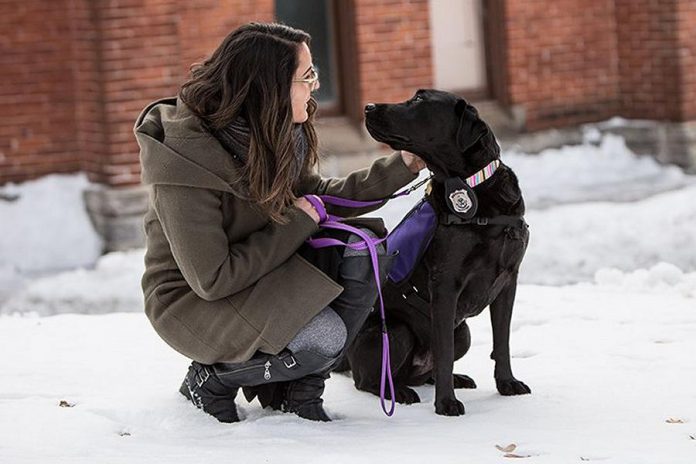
[119,431,131,437]
[58,400,74,408]
[689,435,695,440]
[496,444,517,453]
[504,453,530,459]
[580,458,591,462]
[666,418,685,424]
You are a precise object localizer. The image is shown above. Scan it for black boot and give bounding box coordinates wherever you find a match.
[281,370,332,421]
[179,361,241,423]
[323,249,397,374]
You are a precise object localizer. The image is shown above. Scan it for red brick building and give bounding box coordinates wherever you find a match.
[2,0,695,249]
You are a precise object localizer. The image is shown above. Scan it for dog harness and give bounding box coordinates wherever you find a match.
[302,158,527,417]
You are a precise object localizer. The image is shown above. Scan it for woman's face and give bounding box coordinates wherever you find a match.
[290,42,318,123]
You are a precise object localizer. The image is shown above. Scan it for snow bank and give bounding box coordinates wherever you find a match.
[593,262,696,299]
[0,173,103,272]
[504,132,693,209]
[0,173,104,302]
[0,249,145,316]
[519,185,696,285]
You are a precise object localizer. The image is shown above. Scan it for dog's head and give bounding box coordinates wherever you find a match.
[364,89,499,178]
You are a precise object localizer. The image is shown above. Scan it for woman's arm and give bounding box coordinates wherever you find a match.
[295,150,420,218]
[152,184,319,301]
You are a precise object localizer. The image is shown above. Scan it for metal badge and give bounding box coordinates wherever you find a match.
[449,189,473,213]
[444,176,478,219]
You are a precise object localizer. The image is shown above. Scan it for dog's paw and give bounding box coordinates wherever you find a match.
[434,397,465,416]
[425,374,477,389]
[394,386,420,404]
[496,378,531,396]
[453,374,477,389]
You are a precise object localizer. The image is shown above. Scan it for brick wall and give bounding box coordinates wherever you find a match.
[504,0,695,130]
[1,1,81,183]
[353,0,432,106]
[615,0,681,121]
[0,0,273,187]
[2,0,696,186]
[676,0,696,121]
[504,0,620,131]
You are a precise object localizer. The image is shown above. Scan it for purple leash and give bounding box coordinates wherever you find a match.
[302,174,432,417]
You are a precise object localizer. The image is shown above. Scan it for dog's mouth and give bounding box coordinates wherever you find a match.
[365,119,412,147]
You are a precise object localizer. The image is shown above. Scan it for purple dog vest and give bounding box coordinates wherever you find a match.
[386,197,438,285]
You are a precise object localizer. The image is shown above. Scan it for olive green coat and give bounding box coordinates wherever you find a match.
[134,96,419,364]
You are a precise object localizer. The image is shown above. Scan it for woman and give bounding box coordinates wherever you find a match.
[134,22,426,423]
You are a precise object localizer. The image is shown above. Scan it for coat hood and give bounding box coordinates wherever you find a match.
[134,96,249,196]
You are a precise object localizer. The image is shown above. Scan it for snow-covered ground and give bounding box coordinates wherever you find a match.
[1,133,695,463]
[1,281,694,464]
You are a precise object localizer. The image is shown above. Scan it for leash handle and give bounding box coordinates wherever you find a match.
[303,194,328,223]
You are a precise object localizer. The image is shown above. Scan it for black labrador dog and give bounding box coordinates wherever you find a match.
[334,89,531,416]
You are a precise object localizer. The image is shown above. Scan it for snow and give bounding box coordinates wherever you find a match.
[504,133,693,209]
[0,249,145,316]
[1,132,695,463]
[1,283,694,463]
[0,173,103,302]
[520,185,696,285]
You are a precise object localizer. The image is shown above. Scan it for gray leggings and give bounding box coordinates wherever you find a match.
[286,227,382,357]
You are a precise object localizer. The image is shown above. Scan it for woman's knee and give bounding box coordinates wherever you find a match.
[286,305,347,358]
[343,226,386,258]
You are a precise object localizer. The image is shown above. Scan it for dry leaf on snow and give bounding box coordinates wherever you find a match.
[496,444,517,452]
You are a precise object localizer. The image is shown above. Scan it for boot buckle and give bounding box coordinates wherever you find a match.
[194,365,210,387]
[283,355,297,368]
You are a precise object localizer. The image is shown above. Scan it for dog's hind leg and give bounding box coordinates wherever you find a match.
[424,321,477,389]
[349,318,421,404]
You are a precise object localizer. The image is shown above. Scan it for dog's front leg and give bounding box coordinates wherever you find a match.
[430,278,465,416]
[489,277,531,396]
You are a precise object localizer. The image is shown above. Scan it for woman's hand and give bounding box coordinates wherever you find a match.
[294,196,324,224]
[400,150,427,174]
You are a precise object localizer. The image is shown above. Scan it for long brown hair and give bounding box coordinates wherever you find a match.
[179,22,320,224]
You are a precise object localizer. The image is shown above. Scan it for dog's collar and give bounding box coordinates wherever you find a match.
[425,159,500,195]
[464,159,500,188]
[426,159,503,221]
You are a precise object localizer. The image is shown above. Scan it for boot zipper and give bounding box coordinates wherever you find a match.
[264,361,272,380]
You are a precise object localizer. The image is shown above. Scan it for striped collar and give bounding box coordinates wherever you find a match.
[464,159,500,187]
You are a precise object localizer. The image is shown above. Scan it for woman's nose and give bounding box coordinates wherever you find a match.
[364,103,376,113]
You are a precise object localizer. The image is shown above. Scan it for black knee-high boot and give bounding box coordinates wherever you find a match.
[324,247,396,373]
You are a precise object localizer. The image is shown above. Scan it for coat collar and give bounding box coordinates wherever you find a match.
[134,96,250,197]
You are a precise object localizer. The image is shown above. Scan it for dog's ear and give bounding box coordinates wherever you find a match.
[455,99,484,152]
[497,168,522,205]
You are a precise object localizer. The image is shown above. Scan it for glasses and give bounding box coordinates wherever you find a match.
[292,66,319,91]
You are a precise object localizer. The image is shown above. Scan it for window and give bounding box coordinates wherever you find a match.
[276,0,341,111]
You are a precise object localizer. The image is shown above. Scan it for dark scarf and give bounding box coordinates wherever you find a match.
[213,116,308,182]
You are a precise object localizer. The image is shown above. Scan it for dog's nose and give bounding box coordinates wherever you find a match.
[364,103,376,113]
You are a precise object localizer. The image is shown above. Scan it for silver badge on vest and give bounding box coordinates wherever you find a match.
[444,176,478,219]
